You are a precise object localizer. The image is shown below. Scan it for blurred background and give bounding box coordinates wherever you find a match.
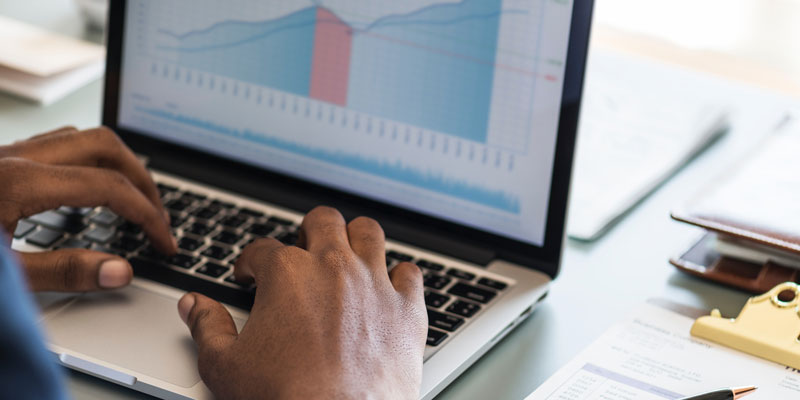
[2,0,799,96]
[594,0,800,97]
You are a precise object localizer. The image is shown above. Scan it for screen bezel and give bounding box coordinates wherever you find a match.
[103,0,593,278]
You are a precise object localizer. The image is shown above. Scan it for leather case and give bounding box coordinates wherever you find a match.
[670,232,800,293]
[670,116,800,292]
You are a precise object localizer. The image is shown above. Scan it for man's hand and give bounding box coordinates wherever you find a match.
[0,126,177,292]
[178,206,427,399]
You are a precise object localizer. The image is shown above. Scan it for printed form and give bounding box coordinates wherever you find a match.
[526,303,800,400]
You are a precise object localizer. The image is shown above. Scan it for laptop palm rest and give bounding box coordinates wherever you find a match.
[40,284,242,388]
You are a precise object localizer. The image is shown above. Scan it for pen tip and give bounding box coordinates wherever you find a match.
[732,386,757,399]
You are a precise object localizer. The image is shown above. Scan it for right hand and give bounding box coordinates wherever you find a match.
[0,126,177,292]
[178,206,428,399]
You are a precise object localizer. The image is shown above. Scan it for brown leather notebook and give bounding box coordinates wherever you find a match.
[671,115,800,292]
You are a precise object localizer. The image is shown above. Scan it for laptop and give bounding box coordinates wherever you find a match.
[13,1,593,399]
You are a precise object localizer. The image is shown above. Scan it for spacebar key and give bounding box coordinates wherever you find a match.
[447,282,496,304]
[129,257,254,310]
[427,309,464,332]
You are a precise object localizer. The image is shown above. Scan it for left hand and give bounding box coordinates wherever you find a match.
[1,126,177,292]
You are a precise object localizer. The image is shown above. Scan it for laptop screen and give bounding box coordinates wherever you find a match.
[117,0,575,247]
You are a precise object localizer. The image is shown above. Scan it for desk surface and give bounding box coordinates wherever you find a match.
[1,2,799,400]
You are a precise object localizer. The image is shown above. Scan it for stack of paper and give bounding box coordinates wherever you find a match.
[568,49,729,241]
[0,15,105,105]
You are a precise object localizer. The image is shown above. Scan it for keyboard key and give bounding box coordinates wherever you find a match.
[57,206,93,216]
[156,183,178,194]
[118,221,143,235]
[446,269,475,281]
[386,250,413,262]
[191,206,220,220]
[425,291,450,308]
[221,215,248,228]
[138,245,165,260]
[26,228,63,248]
[168,253,200,269]
[448,283,496,304]
[386,250,414,262]
[268,216,294,226]
[276,231,298,245]
[427,309,464,332]
[202,245,232,260]
[416,259,445,272]
[423,274,452,290]
[224,274,248,288]
[196,262,229,278]
[247,223,276,236]
[84,226,116,243]
[178,237,204,251]
[181,190,207,201]
[165,198,193,212]
[446,300,481,318]
[110,235,145,253]
[240,208,264,217]
[13,220,35,239]
[186,222,215,236]
[477,277,508,291]
[58,237,91,250]
[29,210,86,234]
[213,231,241,245]
[90,209,120,226]
[170,214,188,229]
[427,329,448,347]
[211,200,235,209]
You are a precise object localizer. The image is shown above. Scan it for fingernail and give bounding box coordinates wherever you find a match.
[178,294,195,326]
[98,260,132,289]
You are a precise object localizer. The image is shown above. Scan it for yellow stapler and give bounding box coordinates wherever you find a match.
[691,282,800,370]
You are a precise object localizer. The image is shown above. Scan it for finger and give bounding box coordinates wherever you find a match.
[389,262,425,300]
[346,216,386,269]
[18,250,132,292]
[9,127,164,217]
[298,206,349,252]
[9,159,176,254]
[178,293,238,357]
[234,237,285,283]
[24,126,79,142]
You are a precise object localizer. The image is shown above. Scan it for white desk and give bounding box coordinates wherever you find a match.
[1,2,798,399]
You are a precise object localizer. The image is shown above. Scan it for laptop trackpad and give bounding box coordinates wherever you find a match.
[41,284,237,388]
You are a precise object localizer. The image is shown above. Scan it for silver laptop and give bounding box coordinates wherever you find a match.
[13,1,593,398]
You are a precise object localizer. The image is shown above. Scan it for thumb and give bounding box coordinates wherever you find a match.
[18,250,132,292]
[178,293,238,356]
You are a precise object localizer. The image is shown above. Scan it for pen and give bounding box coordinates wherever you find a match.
[679,386,757,400]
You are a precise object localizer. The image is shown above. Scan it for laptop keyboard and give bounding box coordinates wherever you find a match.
[14,180,512,350]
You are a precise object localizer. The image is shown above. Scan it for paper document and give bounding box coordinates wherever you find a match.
[0,15,105,105]
[568,50,728,241]
[526,302,800,400]
[0,15,104,77]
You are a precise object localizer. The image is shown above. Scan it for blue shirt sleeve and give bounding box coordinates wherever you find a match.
[0,240,68,400]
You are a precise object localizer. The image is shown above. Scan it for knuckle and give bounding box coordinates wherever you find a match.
[349,216,383,235]
[55,252,88,289]
[190,307,212,335]
[103,169,130,187]
[271,245,306,265]
[94,126,120,142]
[307,205,343,221]
[395,262,424,281]
[318,246,355,269]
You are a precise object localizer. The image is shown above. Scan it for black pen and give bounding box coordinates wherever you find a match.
[679,386,757,400]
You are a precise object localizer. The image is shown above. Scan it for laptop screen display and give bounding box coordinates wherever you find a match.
[117,0,575,246]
